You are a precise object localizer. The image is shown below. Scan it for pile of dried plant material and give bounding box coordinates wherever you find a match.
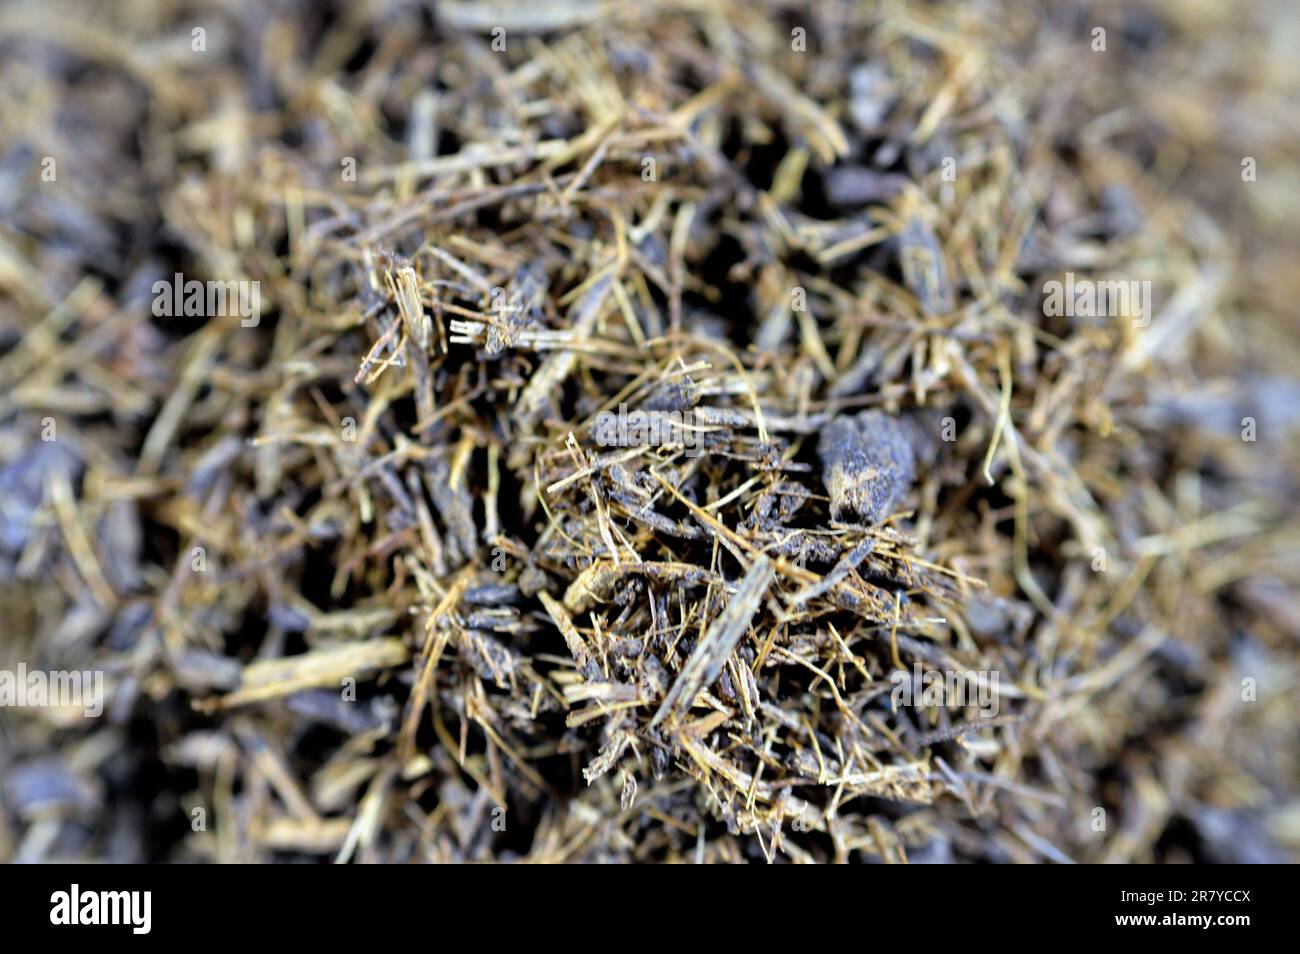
[2,0,1298,864]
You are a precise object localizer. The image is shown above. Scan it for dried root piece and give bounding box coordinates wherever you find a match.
[818,411,919,524]
[651,555,775,728]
